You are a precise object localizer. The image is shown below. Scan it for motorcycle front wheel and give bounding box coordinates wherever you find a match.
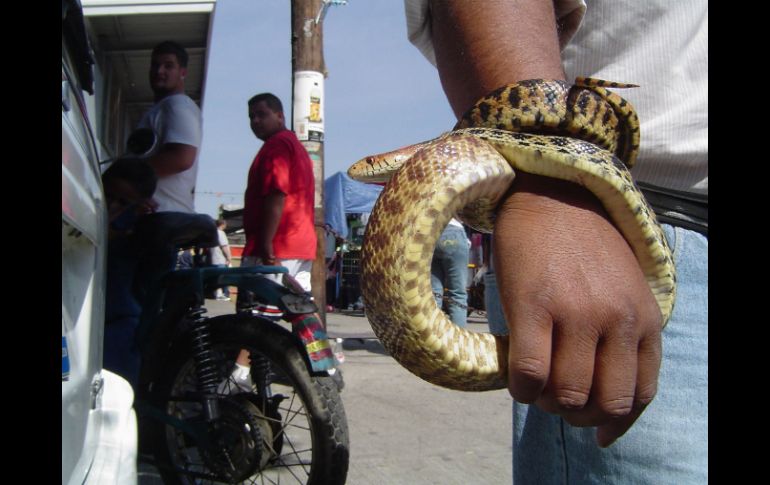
[145,313,349,485]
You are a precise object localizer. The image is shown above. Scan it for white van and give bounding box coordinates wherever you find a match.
[62,1,138,483]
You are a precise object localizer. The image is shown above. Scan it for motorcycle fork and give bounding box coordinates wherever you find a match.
[250,351,273,399]
[188,305,221,421]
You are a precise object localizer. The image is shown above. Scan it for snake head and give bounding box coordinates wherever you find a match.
[348,139,435,184]
[347,155,387,183]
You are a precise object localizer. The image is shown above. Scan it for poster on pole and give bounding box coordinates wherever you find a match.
[293,71,324,142]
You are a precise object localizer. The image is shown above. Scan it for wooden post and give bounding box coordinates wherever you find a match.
[291,0,327,325]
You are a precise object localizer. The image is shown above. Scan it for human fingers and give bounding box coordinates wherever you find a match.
[543,306,660,437]
[578,317,640,423]
[505,301,554,403]
[595,326,662,447]
[536,314,599,414]
[542,307,643,429]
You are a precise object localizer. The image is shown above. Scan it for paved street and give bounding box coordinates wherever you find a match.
[139,299,513,484]
[320,306,512,485]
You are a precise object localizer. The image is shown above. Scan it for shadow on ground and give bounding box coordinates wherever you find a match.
[341,337,389,355]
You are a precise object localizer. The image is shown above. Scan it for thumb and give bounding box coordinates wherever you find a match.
[595,405,646,447]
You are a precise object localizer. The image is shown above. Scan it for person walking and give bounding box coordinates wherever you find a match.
[209,218,232,300]
[430,218,471,327]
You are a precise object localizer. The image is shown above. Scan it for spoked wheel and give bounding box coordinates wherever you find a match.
[145,314,349,484]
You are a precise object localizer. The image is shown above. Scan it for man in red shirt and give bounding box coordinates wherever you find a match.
[226,93,320,392]
[242,92,317,290]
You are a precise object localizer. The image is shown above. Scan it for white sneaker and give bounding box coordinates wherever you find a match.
[216,363,253,394]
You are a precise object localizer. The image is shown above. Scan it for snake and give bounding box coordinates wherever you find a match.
[347,78,676,392]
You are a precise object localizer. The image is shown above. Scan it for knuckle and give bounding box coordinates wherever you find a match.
[552,386,591,410]
[606,304,640,332]
[511,356,549,383]
[634,383,658,408]
[617,297,661,332]
[598,396,635,417]
[509,357,549,402]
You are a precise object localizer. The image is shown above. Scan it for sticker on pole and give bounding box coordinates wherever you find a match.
[293,71,324,142]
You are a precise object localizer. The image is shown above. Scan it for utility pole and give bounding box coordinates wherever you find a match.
[291,0,328,325]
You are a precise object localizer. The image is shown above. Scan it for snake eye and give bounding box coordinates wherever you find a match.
[366,157,375,166]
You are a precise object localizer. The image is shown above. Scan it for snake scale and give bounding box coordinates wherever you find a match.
[348,78,676,392]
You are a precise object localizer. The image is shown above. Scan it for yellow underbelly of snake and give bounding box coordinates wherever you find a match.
[348,79,676,392]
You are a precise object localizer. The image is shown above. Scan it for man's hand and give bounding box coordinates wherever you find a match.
[494,173,663,447]
[260,252,277,266]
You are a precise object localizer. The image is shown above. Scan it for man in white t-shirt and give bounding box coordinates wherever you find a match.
[129,41,203,274]
[136,40,202,214]
[131,41,205,307]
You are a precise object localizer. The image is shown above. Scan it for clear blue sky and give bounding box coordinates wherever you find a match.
[193,0,454,218]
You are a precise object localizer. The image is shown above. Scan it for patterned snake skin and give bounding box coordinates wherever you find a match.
[348,79,676,392]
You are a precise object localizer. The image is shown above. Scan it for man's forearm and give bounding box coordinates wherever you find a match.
[258,192,286,260]
[430,0,565,119]
[148,143,197,177]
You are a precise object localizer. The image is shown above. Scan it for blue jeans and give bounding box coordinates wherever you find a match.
[104,239,177,388]
[211,264,230,296]
[485,225,708,483]
[431,225,470,327]
[103,236,143,387]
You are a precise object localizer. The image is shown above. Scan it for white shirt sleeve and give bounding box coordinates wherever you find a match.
[137,94,203,213]
[159,95,202,148]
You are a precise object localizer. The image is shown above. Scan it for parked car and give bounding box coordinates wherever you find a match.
[62,1,137,483]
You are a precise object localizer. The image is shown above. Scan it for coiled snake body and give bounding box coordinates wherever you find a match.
[348,79,676,392]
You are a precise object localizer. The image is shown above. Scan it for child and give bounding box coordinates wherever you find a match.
[102,158,157,387]
[102,157,158,238]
